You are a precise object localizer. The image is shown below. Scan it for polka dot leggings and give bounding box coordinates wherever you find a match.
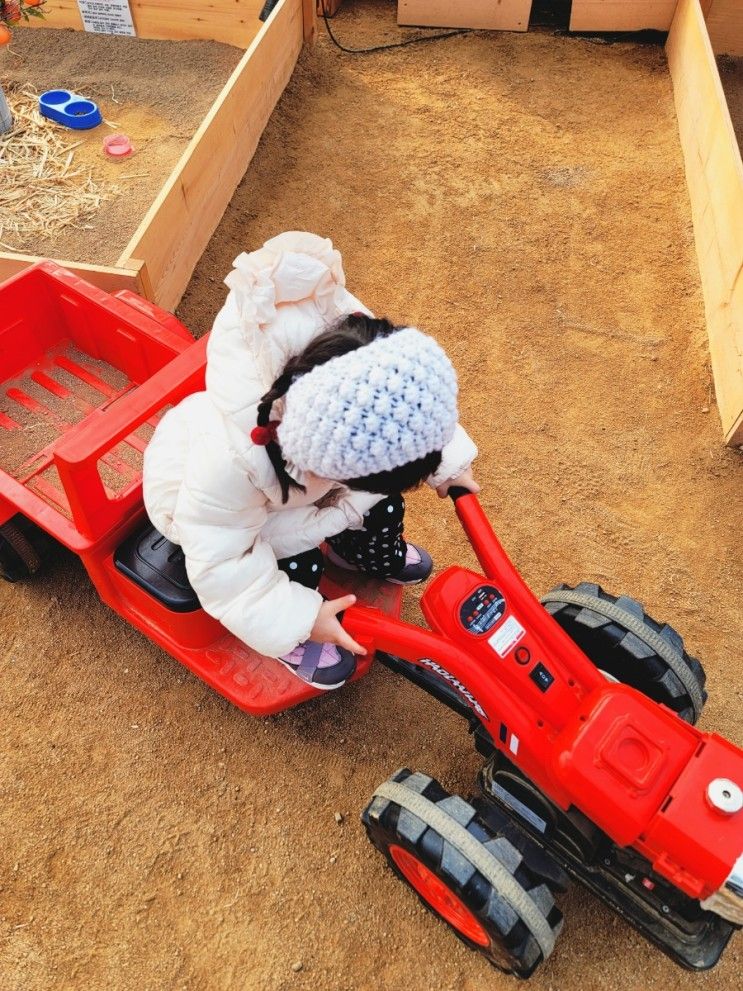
[277,495,406,591]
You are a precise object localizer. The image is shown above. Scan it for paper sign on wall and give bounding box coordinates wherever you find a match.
[76,0,136,36]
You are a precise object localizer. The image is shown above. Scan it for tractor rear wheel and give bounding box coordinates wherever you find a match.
[363,768,564,977]
[0,516,47,582]
[542,582,706,724]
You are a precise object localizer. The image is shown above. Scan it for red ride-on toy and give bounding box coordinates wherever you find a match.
[355,492,742,976]
[1,265,741,978]
[0,262,401,714]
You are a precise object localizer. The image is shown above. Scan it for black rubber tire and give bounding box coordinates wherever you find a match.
[362,768,564,978]
[0,517,45,583]
[542,582,707,724]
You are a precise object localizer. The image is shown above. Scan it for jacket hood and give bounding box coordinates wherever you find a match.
[204,232,361,431]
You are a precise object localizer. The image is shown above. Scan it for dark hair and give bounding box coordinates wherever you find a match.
[342,451,442,496]
[256,313,443,502]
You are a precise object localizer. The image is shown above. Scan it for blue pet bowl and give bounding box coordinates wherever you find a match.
[39,90,102,130]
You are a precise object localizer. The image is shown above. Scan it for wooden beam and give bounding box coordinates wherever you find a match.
[117,0,304,311]
[304,0,318,43]
[704,0,743,56]
[316,0,342,16]
[398,0,531,32]
[0,252,147,296]
[667,0,743,446]
[28,0,83,31]
[122,258,156,300]
[28,0,267,48]
[570,1,677,31]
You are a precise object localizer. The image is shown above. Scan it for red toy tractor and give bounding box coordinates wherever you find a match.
[1,263,741,978]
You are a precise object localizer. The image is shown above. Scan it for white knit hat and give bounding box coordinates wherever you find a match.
[277,327,458,481]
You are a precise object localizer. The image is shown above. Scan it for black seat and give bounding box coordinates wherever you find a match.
[114,522,201,612]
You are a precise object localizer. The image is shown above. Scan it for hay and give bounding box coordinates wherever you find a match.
[0,84,113,251]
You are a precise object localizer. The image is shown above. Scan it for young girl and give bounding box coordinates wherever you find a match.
[143,232,479,691]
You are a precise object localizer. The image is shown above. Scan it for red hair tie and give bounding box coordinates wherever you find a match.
[250,421,280,446]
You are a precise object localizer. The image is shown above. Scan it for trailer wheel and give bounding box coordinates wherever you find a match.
[0,517,45,582]
[542,582,707,724]
[362,769,563,978]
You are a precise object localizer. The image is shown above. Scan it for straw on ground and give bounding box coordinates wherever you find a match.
[0,85,113,250]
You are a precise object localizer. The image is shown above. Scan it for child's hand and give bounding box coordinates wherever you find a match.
[436,468,481,498]
[311,595,365,655]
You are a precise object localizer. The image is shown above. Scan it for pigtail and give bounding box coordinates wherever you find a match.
[256,367,305,504]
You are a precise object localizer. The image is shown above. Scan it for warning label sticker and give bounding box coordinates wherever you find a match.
[77,0,136,36]
[488,615,525,657]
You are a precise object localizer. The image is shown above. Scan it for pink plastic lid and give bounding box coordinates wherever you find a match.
[103,133,133,159]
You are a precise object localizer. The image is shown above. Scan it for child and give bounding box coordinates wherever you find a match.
[143,232,478,690]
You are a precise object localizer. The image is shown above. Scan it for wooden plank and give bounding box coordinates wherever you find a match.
[305,0,319,42]
[705,0,743,56]
[30,0,84,30]
[118,0,304,311]
[398,0,531,32]
[570,1,677,31]
[317,0,342,16]
[706,125,743,290]
[726,273,743,442]
[0,252,146,296]
[28,0,267,47]
[126,257,156,301]
[667,0,743,446]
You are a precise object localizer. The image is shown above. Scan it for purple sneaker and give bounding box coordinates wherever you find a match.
[387,543,433,585]
[326,542,433,586]
[278,640,357,690]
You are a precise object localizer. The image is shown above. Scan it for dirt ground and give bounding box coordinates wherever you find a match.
[2,3,742,990]
[1,29,242,263]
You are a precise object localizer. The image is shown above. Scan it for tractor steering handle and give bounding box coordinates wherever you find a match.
[447,486,473,503]
[445,488,504,579]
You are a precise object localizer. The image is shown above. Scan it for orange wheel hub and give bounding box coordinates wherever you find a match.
[389,844,490,947]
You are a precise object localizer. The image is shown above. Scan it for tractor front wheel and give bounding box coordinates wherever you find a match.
[363,768,564,978]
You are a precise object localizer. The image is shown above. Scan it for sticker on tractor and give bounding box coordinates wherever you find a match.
[417,658,489,721]
[459,584,505,635]
[488,615,526,657]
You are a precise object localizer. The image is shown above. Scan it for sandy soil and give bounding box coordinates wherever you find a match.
[718,55,743,153]
[1,29,242,263]
[2,3,742,990]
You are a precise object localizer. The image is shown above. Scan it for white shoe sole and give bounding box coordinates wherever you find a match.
[327,546,429,585]
[276,657,347,691]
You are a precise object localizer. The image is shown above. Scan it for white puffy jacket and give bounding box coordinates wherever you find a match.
[143,232,477,658]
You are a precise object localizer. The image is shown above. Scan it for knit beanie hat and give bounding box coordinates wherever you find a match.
[277,327,458,481]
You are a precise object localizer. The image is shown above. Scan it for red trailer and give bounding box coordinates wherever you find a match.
[0,262,400,715]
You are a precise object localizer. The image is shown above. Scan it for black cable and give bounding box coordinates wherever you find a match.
[258,0,280,21]
[319,0,471,54]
